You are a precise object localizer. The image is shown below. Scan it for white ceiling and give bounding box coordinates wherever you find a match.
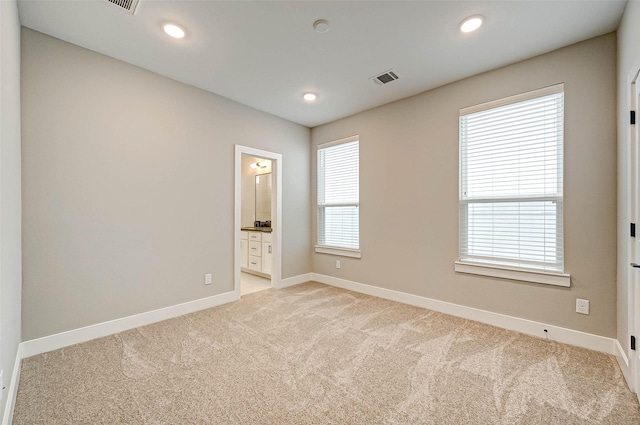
[18,0,626,128]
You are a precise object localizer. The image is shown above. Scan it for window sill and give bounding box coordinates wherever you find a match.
[315,246,362,259]
[454,261,570,287]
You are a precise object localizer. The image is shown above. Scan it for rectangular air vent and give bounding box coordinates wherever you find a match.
[370,69,399,85]
[107,0,139,14]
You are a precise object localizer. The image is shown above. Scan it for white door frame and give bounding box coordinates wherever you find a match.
[629,67,640,399]
[234,145,283,295]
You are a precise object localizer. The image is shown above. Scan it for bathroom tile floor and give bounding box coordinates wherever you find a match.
[241,272,271,295]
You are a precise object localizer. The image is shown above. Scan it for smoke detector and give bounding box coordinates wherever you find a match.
[370,69,399,85]
[106,0,140,14]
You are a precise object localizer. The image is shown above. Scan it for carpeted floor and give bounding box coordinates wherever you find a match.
[12,282,640,424]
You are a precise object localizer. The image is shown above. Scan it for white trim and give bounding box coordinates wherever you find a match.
[22,291,238,358]
[279,273,313,289]
[460,83,564,116]
[454,261,571,287]
[617,338,630,368]
[1,344,22,425]
[317,134,359,150]
[616,339,633,389]
[234,145,283,297]
[311,273,614,354]
[314,245,362,258]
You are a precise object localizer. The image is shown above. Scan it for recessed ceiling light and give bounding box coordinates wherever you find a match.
[303,93,317,102]
[313,19,330,33]
[163,23,186,39]
[460,15,483,33]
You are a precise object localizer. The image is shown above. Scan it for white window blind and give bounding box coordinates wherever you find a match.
[317,136,359,251]
[459,84,564,272]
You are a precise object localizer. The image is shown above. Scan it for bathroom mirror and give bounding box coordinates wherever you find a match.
[255,173,272,222]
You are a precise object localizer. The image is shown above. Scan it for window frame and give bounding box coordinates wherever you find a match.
[456,84,570,287]
[315,135,361,259]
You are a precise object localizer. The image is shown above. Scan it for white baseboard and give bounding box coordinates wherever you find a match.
[279,273,313,289]
[615,339,633,390]
[311,273,616,355]
[22,291,239,358]
[1,343,22,425]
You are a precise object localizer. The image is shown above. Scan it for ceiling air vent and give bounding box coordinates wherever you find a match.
[106,0,140,14]
[370,69,399,85]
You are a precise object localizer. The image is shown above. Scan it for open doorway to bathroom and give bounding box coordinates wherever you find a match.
[234,146,282,297]
[240,155,272,295]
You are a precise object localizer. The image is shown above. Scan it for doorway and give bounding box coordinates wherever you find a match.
[234,145,282,296]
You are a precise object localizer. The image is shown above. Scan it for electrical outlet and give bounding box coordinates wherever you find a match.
[576,298,590,315]
[204,273,212,285]
[336,260,341,269]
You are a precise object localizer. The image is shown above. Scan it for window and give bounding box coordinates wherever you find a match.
[457,84,568,285]
[316,136,360,258]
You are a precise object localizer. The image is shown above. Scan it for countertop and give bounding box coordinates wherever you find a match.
[241,227,273,233]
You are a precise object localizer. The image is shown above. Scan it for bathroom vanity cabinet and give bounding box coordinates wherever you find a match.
[240,229,272,277]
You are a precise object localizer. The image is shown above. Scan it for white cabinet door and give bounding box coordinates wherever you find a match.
[262,242,272,275]
[240,239,248,269]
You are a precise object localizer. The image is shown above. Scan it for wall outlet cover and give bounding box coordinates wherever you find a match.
[576,298,590,315]
[205,273,212,285]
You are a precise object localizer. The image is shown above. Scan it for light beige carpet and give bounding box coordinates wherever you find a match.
[13,282,640,424]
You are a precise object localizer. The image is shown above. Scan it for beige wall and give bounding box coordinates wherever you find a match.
[0,0,22,417]
[311,34,617,338]
[617,2,640,358]
[21,28,310,340]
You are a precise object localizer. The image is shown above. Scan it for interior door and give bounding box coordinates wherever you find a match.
[631,80,640,400]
